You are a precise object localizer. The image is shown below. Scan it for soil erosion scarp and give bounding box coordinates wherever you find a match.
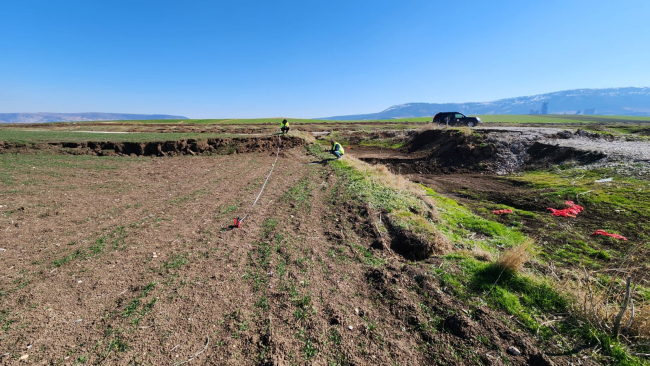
[353,129,617,175]
[0,135,305,157]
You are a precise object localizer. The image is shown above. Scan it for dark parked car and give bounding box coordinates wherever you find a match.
[433,112,481,127]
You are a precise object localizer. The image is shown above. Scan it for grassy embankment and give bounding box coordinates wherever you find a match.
[306,142,650,365]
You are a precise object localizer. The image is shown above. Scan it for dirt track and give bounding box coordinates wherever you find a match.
[1,146,572,364]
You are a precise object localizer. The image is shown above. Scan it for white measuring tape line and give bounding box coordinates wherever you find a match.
[238,134,281,224]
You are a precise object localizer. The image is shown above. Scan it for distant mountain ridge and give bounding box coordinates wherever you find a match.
[0,112,188,124]
[320,87,650,120]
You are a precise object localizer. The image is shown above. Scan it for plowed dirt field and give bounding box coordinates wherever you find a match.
[1,146,576,365]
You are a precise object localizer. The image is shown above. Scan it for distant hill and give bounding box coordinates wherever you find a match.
[320,87,650,120]
[0,112,188,124]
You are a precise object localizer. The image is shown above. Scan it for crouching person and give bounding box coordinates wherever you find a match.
[330,140,344,159]
[281,119,290,134]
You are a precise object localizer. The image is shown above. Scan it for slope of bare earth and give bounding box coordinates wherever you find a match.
[1,147,575,365]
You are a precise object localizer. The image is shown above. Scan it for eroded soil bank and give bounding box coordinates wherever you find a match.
[351,129,608,175]
[0,135,305,157]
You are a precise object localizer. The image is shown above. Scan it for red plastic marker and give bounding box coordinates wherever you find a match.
[590,230,627,241]
[234,217,242,228]
[547,200,584,217]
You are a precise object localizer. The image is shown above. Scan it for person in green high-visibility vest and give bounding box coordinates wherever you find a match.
[280,119,290,134]
[330,139,344,159]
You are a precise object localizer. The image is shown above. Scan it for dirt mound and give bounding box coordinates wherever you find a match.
[0,136,305,157]
[404,129,476,154]
[360,129,499,174]
[525,142,605,168]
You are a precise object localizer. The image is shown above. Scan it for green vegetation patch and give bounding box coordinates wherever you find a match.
[437,254,567,334]
[390,210,440,242]
[282,176,314,213]
[170,189,208,205]
[158,253,189,274]
[514,168,650,243]
[358,139,406,149]
[0,129,237,143]
[122,282,157,325]
[326,160,423,213]
[52,227,127,267]
[423,185,526,251]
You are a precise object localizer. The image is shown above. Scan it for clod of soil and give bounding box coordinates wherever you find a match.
[385,212,451,260]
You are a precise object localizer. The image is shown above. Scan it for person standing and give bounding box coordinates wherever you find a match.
[330,140,344,159]
[280,119,290,134]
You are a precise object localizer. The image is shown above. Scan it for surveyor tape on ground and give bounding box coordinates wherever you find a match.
[234,134,281,228]
[547,200,583,218]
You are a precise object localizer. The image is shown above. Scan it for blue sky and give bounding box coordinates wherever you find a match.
[1,0,649,118]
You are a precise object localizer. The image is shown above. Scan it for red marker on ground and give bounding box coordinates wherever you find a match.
[547,201,583,217]
[590,230,627,240]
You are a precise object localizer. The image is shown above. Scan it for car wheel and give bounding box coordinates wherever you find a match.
[467,121,475,128]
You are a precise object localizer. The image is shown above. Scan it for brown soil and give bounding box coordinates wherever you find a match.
[408,174,524,198]
[0,147,579,365]
[0,136,305,157]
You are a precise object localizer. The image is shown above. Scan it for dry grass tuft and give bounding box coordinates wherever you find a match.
[635,301,650,338]
[289,130,316,144]
[422,123,442,131]
[345,157,409,190]
[472,247,494,262]
[564,268,650,339]
[494,239,533,273]
[458,248,493,262]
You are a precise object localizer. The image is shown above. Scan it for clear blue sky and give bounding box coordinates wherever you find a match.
[1,0,649,118]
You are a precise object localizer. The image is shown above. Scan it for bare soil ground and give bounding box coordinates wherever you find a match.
[1,146,572,364]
